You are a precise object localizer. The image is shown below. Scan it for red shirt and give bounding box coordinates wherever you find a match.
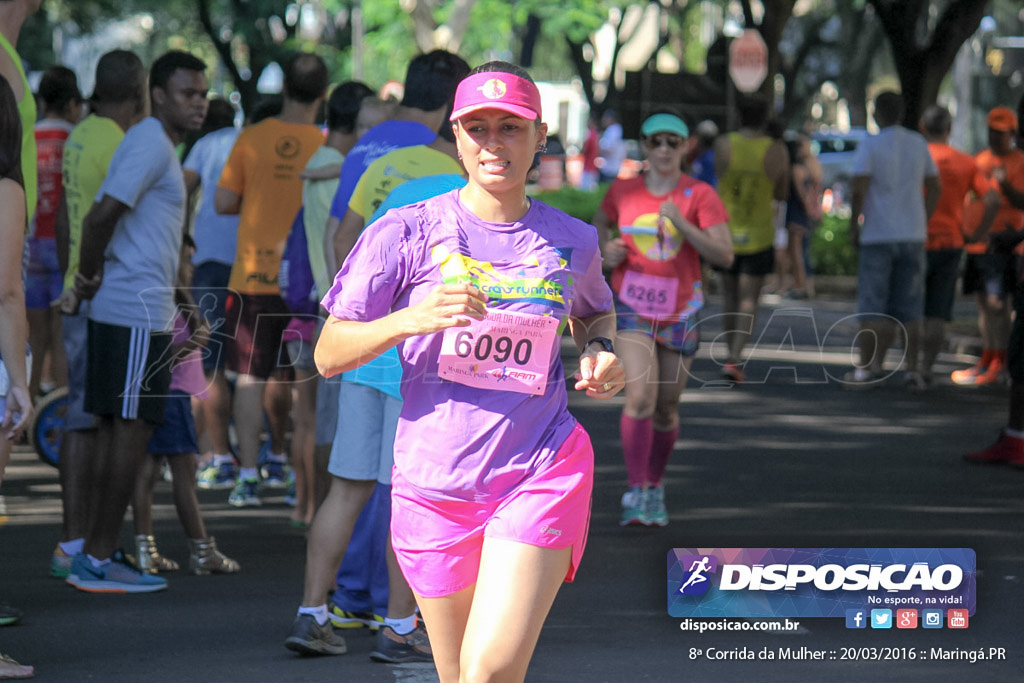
[582,129,600,173]
[600,174,729,318]
[31,119,74,240]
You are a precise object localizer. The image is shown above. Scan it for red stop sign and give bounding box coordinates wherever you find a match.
[729,30,768,93]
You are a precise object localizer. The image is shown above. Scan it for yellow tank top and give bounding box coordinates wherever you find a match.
[717,133,774,254]
[0,33,37,223]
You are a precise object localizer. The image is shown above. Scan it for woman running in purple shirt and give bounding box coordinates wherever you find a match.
[316,62,623,682]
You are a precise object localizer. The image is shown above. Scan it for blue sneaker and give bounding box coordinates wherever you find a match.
[51,545,74,578]
[66,551,168,593]
[228,478,261,507]
[644,485,669,527]
[620,486,647,526]
[261,460,291,489]
[197,461,237,490]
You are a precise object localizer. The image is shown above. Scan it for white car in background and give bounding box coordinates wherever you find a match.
[811,128,867,207]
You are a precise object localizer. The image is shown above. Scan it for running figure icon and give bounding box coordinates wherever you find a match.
[679,556,712,593]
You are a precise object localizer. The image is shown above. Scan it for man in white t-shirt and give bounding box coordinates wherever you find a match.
[67,50,209,593]
[845,91,940,388]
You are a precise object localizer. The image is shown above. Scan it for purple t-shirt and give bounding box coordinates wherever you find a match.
[322,190,612,502]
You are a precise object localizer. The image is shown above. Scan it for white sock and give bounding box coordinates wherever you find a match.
[298,604,329,626]
[267,451,288,464]
[212,453,235,466]
[60,538,85,556]
[385,614,417,635]
[239,467,259,481]
[1004,428,1024,440]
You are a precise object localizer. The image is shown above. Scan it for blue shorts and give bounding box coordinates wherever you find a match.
[23,237,62,310]
[328,382,400,485]
[613,294,700,355]
[190,261,233,372]
[60,304,95,431]
[285,336,316,372]
[856,242,925,323]
[147,390,199,455]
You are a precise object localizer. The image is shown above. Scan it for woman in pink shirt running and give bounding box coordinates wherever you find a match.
[316,62,623,682]
[593,112,733,528]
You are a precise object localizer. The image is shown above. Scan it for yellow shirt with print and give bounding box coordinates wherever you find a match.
[61,115,125,291]
[348,145,464,219]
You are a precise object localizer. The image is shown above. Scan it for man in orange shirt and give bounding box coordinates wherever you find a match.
[952,107,1024,387]
[215,52,327,507]
[965,104,1024,466]
[912,105,999,388]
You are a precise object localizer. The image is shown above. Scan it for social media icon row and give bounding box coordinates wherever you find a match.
[845,609,969,629]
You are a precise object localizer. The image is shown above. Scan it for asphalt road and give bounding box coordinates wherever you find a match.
[2,294,1022,682]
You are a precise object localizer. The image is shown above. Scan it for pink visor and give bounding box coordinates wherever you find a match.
[449,71,542,122]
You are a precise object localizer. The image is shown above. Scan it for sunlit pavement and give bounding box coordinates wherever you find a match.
[1,293,1021,681]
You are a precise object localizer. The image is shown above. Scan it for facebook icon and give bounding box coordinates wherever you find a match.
[845,609,866,629]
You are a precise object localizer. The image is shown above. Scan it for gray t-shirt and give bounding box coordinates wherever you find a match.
[852,125,938,244]
[89,116,185,332]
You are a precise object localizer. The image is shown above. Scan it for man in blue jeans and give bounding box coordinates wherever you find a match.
[844,91,940,388]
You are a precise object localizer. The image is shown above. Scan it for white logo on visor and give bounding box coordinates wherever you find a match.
[479,79,507,99]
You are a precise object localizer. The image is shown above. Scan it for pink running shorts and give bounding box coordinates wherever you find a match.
[391,422,595,598]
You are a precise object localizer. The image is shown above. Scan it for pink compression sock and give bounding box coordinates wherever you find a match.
[647,425,679,487]
[620,414,654,488]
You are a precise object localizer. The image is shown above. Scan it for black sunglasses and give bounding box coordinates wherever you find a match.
[644,135,683,150]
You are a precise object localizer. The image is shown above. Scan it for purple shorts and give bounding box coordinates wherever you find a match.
[23,237,62,309]
[391,422,594,598]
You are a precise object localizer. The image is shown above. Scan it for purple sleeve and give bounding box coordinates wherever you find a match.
[320,214,410,322]
[571,232,614,320]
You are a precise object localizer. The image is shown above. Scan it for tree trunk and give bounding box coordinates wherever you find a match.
[519,14,541,68]
[870,0,989,128]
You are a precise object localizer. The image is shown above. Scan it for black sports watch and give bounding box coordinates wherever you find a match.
[584,336,614,354]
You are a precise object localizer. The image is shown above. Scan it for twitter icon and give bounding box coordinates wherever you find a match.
[870,609,892,629]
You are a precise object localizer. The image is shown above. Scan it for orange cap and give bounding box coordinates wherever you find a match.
[988,107,1018,133]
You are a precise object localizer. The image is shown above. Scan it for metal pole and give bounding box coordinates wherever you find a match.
[352,0,363,80]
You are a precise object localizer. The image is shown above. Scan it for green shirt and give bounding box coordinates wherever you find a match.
[61,114,124,291]
[0,32,37,222]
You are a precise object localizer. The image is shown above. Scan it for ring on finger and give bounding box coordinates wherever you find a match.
[602,382,612,391]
